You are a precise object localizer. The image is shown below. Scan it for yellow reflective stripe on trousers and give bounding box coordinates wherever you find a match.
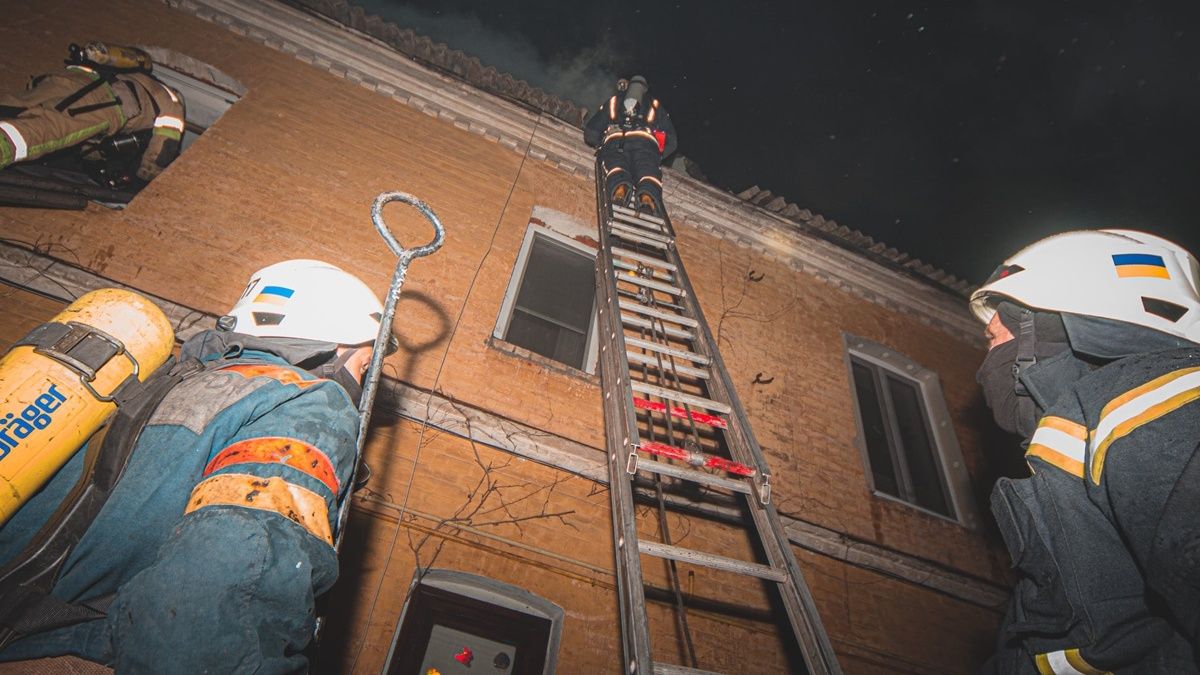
[1089,367,1200,484]
[1025,416,1087,478]
[1035,649,1109,675]
[154,115,185,132]
[185,473,333,545]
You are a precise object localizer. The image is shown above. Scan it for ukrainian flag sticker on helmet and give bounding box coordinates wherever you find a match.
[1112,253,1170,279]
[254,285,295,305]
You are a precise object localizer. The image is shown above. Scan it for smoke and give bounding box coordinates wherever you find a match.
[353,1,621,110]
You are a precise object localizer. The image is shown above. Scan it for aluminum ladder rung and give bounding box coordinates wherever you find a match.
[625,337,710,365]
[630,380,733,415]
[613,258,674,282]
[638,541,788,582]
[613,202,666,226]
[612,209,666,233]
[621,313,693,340]
[633,456,750,494]
[639,441,755,477]
[633,396,727,429]
[612,246,677,272]
[609,226,670,250]
[615,270,685,297]
[611,221,674,246]
[618,298,698,327]
[625,350,710,379]
[617,289,686,313]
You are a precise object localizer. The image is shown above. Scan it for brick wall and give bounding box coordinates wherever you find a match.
[0,1,1008,672]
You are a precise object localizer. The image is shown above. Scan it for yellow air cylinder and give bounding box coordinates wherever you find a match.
[81,42,152,71]
[0,288,174,525]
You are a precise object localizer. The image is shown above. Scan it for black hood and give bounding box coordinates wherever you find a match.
[180,329,339,369]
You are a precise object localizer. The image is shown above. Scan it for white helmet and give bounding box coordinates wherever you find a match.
[223,259,385,346]
[970,229,1200,343]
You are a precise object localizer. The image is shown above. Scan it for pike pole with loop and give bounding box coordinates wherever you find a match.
[333,191,445,551]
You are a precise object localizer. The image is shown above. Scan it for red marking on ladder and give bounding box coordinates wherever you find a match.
[632,397,728,429]
[638,441,756,478]
[639,441,690,462]
[704,456,757,477]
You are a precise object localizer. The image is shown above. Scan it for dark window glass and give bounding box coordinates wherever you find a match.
[851,360,899,497]
[850,356,953,518]
[887,374,952,517]
[505,235,595,369]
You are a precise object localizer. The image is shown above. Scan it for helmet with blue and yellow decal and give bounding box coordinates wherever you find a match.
[222,259,388,347]
[970,230,1200,345]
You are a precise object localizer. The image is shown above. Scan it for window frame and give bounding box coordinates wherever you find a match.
[843,334,979,528]
[493,224,599,374]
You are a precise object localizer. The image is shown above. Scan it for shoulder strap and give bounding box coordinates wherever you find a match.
[0,356,206,648]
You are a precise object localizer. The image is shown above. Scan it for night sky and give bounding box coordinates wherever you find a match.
[366,0,1200,284]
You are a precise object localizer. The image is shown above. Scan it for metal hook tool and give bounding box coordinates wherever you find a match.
[333,191,445,550]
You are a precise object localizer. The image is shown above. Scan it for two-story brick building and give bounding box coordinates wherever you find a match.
[0,1,1016,672]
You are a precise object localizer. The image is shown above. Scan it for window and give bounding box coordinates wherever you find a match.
[494,225,598,373]
[845,335,977,526]
[382,569,564,675]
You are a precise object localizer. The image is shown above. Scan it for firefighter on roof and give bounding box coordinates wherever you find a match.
[971,230,1200,673]
[0,260,387,672]
[584,74,677,216]
[0,42,185,185]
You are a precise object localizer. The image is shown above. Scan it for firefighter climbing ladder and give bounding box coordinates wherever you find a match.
[593,165,841,675]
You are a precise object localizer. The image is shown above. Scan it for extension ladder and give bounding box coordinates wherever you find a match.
[593,166,841,675]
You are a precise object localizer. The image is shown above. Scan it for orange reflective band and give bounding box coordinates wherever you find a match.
[624,130,657,143]
[608,95,617,120]
[1091,385,1200,484]
[186,473,333,545]
[1034,648,1108,675]
[638,175,662,187]
[1026,444,1085,478]
[1100,367,1200,420]
[219,363,323,389]
[1039,416,1087,439]
[205,437,339,494]
[606,166,625,177]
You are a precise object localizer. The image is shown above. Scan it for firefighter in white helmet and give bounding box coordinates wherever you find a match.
[0,260,387,672]
[971,230,1200,673]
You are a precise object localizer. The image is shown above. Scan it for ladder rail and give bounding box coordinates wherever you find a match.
[593,160,841,675]
[595,168,656,671]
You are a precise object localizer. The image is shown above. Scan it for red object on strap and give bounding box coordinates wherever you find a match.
[638,441,756,478]
[454,647,473,665]
[632,397,728,429]
[653,129,667,153]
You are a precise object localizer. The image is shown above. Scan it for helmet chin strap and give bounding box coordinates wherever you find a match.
[314,348,363,406]
[1012,307,1039,430]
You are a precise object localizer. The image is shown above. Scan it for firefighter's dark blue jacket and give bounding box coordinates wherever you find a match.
[0,330,359,673]
[990,346,1200,673]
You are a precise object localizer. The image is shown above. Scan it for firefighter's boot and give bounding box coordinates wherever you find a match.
[637,193,659,217]
[611,183,630,206]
